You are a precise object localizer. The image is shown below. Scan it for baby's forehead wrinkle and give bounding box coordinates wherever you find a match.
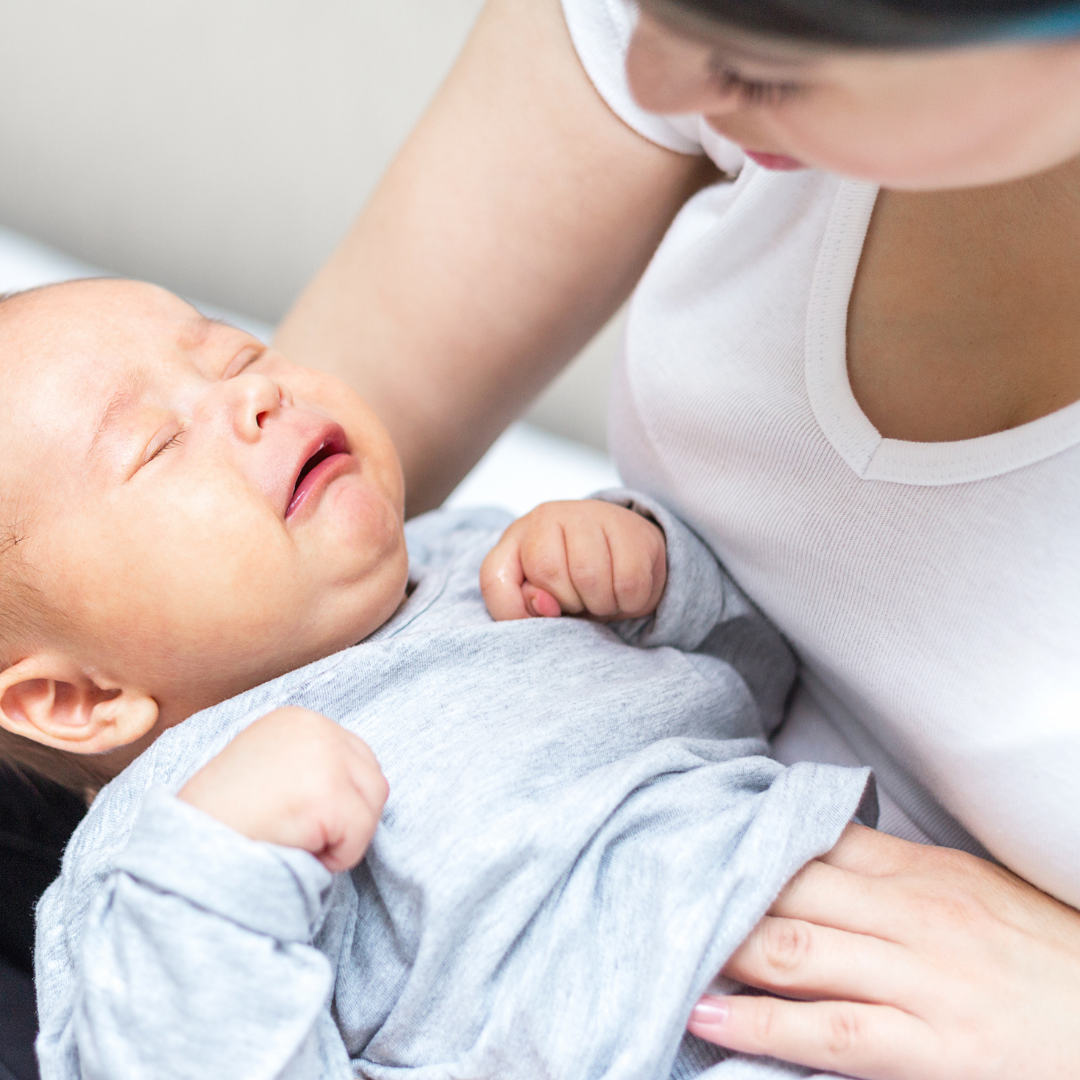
[177,313,227,351]
[88,364,148,457]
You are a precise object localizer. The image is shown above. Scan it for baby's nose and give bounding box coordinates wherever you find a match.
[229,373,285,440]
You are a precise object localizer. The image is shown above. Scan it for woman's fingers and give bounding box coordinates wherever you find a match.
[687,994,937,1080]
[693,832,1080,1079]
[769,860,911,942]
[816,821,922,876]
[722,916,920,1006]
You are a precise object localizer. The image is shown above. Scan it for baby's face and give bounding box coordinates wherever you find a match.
[0,280,408,719]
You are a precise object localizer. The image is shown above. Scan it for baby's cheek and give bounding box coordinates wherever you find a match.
[322,478,404,581]
[83,510,300,658]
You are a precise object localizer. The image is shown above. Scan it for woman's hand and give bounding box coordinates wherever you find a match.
[481,499,667,622]
[687,823,1080,1079]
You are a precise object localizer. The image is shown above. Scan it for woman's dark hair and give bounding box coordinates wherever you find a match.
[663,0,1080,47]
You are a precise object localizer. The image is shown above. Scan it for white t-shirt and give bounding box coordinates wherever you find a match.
[563,0,1080,906]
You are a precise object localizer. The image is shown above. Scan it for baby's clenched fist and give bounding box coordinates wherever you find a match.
[481,499,667,622]
[179,707,388,872]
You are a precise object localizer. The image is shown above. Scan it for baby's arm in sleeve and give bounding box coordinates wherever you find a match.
[38,709,386,1080]
[58,791,352,1080]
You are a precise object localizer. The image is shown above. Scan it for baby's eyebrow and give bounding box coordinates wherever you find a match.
[88,367,148,457]
[178,312,234,350]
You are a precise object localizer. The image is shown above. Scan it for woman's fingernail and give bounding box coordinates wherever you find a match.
[689,996,730,1026]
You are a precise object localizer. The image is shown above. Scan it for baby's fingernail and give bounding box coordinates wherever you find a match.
[689,996,730,1027]
[530,589,562,618]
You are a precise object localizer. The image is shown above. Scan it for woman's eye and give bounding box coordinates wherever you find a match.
[710,65,804,106]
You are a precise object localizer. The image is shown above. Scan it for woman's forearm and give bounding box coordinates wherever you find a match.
[274,0,713,514]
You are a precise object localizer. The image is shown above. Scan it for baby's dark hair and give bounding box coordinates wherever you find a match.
[662,0,1080,46]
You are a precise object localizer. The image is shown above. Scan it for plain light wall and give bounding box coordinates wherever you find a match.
[0,0,616,450]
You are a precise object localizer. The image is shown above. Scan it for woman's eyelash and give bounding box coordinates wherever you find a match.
[149,431,185,462]
[710,67,803,106]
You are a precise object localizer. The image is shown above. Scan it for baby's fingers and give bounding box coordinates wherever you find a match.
[606,518,666,618]
[320,744,389,872]
[481,534,531,620]
[518,518,585,615]
[316,787,385,872]
[563,519,618,617]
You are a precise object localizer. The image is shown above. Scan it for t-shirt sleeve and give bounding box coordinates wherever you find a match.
[561,0,746,174]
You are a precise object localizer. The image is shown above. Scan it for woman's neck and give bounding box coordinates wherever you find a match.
[847,153,1080,443]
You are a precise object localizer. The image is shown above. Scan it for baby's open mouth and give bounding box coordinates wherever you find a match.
[286,426,351,518]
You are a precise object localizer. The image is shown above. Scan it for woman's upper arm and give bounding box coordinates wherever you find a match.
[274,0,713,513]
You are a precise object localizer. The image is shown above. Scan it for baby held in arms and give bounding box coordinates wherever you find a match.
[0,280,873,1080]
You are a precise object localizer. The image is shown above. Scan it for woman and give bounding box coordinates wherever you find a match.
[275,0,1080,1076]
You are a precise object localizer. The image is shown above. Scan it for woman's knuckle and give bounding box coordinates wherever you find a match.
[915,888,988,932]
[760,917,813,976]
[749,997,779,1048]
[824,1005,863,1057]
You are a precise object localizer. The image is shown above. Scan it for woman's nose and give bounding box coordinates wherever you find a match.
[225,373,287,441]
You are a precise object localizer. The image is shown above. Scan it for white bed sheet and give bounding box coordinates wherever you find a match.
[0,226,620,515]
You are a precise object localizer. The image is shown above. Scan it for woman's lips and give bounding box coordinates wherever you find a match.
[286,447,356,519]
[745,151,806,171]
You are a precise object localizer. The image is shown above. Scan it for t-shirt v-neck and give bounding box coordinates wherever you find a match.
[807,179,1080,484]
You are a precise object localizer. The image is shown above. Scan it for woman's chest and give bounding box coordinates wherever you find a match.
[847,163,1080,442]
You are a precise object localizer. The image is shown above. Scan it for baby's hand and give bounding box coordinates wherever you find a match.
[178,707,388,872]
[481,499,667,622]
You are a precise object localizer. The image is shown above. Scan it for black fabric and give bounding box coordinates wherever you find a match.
[0,766,86,974]
[0,954,38,1080]
[0,767,84,1080]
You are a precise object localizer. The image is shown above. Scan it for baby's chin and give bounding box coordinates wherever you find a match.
[290,550,411,661]
[148,572,406,731]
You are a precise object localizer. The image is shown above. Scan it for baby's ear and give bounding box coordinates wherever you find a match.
[0,654,158,755]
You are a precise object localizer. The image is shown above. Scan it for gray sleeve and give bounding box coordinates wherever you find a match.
[38,788,353,1080]
[594,490,798,734]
